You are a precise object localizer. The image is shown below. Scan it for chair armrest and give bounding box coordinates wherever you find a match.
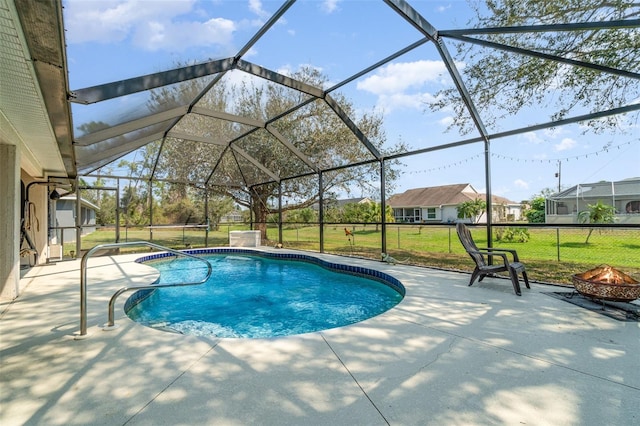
[477,247,520,262]
[469,249,510,266]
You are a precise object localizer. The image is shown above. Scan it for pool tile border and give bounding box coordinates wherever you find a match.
[134,248,406,296]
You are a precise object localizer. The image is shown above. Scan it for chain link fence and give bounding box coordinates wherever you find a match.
[273,223,640,285]
[75,221,639,285]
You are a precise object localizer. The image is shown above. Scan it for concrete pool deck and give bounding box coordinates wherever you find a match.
[1,248,638,425]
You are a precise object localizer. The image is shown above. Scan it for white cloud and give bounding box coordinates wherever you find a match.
[543,127,568,138]
[322,0,341,13]
[554,137,577,151]
[439,116,454,127]
[522,131,544,144]
[514,179,529,189]
[65,1,194,43]
[248,0,271,19]
[64,0,236,52]
[377,92,437,112]
[356,60,455,113]
[134,17,236,51]
[357,60,450,95]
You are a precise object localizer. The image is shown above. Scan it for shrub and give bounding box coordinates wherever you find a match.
[495,227,530,243]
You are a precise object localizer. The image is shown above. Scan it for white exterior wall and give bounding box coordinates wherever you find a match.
[393,203,521,224]
[440,205,459,223]
[0,144,20,300]
[505,205,522,221]
[419,207,438,222]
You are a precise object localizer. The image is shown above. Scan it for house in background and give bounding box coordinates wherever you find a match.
[325,197,373,209]
[545,178,640,224]
[220,210,245,223]
[51,195,98,244]
[387,183,522,224]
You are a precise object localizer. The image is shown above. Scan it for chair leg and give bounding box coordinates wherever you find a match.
[522,270,530,289]
[469,268,482,286]
[508,266,522,296]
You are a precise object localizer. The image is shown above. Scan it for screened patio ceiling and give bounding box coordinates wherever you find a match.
[28,1,640,194]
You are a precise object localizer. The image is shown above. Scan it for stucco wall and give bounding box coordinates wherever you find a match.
[0,144,20,300]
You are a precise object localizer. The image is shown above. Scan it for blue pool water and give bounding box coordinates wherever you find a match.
[126,252,404,338]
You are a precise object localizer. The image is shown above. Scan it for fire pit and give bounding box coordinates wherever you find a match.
[572,265,640,302]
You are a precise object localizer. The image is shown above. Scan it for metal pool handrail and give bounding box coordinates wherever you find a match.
[79,241,212,338]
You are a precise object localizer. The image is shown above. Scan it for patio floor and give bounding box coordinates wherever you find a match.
[1,248,638,425]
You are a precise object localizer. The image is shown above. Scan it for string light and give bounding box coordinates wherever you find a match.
[407,140,636,175]
[408,153,484,175]
[489,140,635,164]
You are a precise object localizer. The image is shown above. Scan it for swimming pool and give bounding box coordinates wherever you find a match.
[125,249,404,338]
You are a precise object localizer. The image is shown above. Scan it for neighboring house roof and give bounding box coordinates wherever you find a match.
[487,194,519,206]
[387,184,478,207]
[58,195,99,211]
[387,184,519,208]
[330,197,373,207]
[549,177,640,200]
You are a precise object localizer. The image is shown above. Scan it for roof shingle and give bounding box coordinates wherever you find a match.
[387,183,477,207]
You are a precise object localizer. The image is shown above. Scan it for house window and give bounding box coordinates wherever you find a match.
[626,201,640,213]
[557,202,568,215]
[425,207,436,220]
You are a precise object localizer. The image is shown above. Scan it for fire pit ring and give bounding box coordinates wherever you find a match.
[572,265,640,302]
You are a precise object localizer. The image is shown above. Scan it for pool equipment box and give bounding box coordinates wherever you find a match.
[229,230,261,247]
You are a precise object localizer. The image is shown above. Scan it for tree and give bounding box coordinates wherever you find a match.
[163,195,200,224]
[114,145,161,225]
[286,207,317,224]
[147,66,407,240]
[76,176,113,225]
[342,202,371,223]
[523,196,546,223]
[120,184,149,225]
[94,191,117,226]
[523,187,561,223]
[457,199,486,223]
[364,202,394,231]
[577,200,616,244]
[207,196,235,231]
[430,0,640,134]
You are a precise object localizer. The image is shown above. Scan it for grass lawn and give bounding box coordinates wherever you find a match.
[68,224,640,286]
[276,225,640,285]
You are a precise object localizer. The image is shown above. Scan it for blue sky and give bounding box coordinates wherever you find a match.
[63,0,639,202]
